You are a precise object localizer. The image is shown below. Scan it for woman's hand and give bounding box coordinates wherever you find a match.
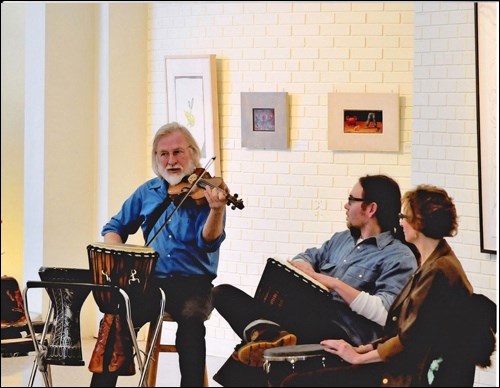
[354,343,374,354]
[321,339,379,365]
[320,339,362,364]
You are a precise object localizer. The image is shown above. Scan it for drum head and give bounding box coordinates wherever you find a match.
[39,267,91,283]
[88,242,155,254]
[263,344,328,361]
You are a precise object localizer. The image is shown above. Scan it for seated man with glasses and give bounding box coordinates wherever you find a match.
[213,174,418,386]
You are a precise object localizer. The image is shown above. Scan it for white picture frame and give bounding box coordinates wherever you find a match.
[328,93,399,152]
[165,54,220,176]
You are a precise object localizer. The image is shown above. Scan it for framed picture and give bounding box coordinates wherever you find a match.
[165,54,220,175]
[475,3,497,253]
[241,92,289,149]
[328,93,399,152]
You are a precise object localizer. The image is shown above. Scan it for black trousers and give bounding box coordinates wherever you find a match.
[212,284,352,345]
[90,275,213,387]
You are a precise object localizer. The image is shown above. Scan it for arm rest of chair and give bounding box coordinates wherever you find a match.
[25,281,120,293]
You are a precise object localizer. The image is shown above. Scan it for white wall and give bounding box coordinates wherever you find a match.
[1,2,149,337]
[413,2,497,385]
[1,3,26,283]
[148,2,497,385]
[1,1,496,386]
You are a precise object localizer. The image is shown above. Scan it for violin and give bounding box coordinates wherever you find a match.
[168,168,244,210]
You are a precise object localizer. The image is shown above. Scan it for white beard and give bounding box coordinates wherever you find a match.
[160,160,196,186]
[163,173,183,186]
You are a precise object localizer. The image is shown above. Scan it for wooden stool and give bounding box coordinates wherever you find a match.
[144,312,209,387]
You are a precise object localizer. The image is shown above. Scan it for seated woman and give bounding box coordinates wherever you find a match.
[281,185,496,387]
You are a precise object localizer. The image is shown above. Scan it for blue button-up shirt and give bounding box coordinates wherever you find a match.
[102,177,226,278]
[293,230,417,310]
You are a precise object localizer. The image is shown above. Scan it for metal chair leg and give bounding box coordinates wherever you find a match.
[22,276,164,388]
[23,289,54,387]
[138,288,165,387]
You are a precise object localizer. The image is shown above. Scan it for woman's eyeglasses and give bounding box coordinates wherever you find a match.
[348,195,365,205]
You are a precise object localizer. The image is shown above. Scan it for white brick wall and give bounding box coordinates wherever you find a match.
[149,2,497,385]
[413,2,497,386]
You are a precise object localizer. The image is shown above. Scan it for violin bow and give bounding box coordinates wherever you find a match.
[145,157,216,247]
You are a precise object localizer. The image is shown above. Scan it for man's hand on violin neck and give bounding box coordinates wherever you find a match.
[205,186,228,209]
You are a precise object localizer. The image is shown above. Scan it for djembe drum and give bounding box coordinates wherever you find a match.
[38,267,92,366]
[87,243,158,314]
[87,242,159,375]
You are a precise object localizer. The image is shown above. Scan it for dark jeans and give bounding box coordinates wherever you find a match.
[91,275,213,387]
[213,284,379,345]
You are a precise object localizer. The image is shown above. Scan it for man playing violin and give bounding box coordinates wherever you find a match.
[90,122,231,387]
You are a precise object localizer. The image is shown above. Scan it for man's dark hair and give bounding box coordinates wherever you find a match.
[360,175,402,234]
[357,175,418,258]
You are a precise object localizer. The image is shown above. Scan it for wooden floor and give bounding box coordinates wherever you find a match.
[1,337,226,387]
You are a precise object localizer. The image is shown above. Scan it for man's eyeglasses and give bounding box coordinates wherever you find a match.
[157,147,187,161]
[398,213,408,220]
[348,195,365,205]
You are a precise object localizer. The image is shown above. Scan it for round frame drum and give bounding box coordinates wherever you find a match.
[263,344,343,387]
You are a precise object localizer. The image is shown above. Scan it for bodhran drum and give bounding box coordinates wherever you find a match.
[263,344,343,387]
[254,258,332,318]
[38,267,92,366]
[87,242,158,315]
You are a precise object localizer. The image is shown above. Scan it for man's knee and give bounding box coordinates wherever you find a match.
[212,283,239,305]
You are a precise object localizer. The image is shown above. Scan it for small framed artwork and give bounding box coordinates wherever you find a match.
[328,93,399,152]
[165,54,220,176]
[241,92,289,149]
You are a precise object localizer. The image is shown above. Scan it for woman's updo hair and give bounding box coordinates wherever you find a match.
[402,185,458,239]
